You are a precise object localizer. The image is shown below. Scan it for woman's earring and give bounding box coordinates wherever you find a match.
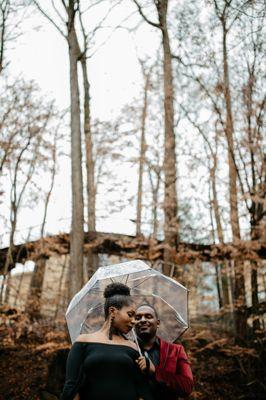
[109,315,115,340]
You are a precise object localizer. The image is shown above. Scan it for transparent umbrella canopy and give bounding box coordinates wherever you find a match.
[66,260,189,344]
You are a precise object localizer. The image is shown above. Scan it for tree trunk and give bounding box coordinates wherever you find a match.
[133,0,178,275]
[210,146,231,309]
[81,57,95,232]
[250,210,264,332]
[136,70,150,236]
[215,264,223,309]
[67,6,84,299]
[158,1,178,276]
[208,174,223,308]
[223,28,241,240]
[222,24,246,340]
[246,75,264,333]
[151,168,161,239]
[0,0,9,74]
[80,56,98,277]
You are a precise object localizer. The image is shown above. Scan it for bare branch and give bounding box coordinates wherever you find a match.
[33,0,66,38]
[132,0,160,28]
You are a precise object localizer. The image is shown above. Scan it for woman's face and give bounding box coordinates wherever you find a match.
[113,303,136,334]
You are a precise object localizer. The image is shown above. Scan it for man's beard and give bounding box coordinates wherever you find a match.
[137,329,155,341]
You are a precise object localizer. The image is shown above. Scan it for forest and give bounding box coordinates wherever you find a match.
[0,0,265,399]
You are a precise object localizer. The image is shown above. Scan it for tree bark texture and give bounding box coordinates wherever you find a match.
[81,57,96,232]
[210,145,231,308]
[221,19,246,340]
[157,0,179,276]
[67,4,84,299]
[136,70,150,236]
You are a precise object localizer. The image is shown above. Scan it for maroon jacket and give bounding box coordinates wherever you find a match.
[154,337,193,399]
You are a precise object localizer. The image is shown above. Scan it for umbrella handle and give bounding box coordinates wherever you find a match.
[132,328,142,356]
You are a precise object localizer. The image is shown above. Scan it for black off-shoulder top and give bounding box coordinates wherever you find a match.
[61,342,154,400]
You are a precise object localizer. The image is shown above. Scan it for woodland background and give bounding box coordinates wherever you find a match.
[0,1,265,399]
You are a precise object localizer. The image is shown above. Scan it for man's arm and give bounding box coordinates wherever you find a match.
[155,345,193,397]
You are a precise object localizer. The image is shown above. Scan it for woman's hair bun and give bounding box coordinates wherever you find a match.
[104,282,130,299]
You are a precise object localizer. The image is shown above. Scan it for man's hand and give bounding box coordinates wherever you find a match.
[136,356,156,374]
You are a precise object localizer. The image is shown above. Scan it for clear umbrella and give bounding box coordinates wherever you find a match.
[66,260,189,344]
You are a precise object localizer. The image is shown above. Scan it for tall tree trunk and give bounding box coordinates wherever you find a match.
[136,70,150,236]
[245,72,264,333]
[222,23,246,339]
[210,142,231,308]
[250,185,264,333]
[81,54,98,278]
[67,5,84,298]
[158,1,179,276]
[81,57,95,232]
[133,0,179,275]
[33,1,85,296]
[208,165,223,308]
[223,28,241,239]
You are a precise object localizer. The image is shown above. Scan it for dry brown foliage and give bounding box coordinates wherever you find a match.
[0,307,265,400]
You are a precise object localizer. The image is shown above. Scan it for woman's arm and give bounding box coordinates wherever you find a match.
[61,343,85,400]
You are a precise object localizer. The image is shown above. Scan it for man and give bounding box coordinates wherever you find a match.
[135,304,193,399]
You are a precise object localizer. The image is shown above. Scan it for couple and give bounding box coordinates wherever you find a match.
[61,282,193,400]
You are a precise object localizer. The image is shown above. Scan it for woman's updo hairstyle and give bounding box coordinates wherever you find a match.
[104,282,133,319]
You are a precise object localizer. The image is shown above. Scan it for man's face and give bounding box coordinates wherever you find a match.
[134,305,160,340]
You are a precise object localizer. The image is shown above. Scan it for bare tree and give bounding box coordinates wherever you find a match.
[211,0,265,339]
[181,107,232,310]
[133,0,178,275]
[33,0,85,297]
[235,7,265,332]
[170,0,264,338]
[0,80,57,303]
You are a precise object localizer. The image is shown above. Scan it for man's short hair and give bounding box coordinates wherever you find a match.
[136,304,159,319]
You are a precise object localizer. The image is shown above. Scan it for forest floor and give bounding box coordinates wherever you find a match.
[0,306,265,400]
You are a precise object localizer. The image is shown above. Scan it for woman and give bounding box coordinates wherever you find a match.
[61,282,154,400]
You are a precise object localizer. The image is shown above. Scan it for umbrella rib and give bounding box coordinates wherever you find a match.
[125,274,129,284]
[131,276,152,289]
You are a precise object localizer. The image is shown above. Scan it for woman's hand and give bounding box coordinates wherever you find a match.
[136,356,155,374]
